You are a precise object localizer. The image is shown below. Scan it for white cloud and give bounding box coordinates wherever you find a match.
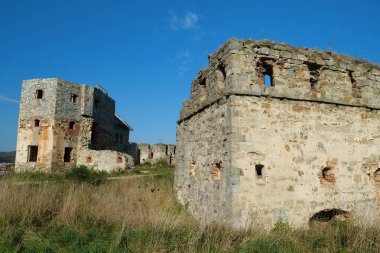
[183,12,198,29]
[0,95,19,103]
[169,11,199,30]
[176,50,191,76]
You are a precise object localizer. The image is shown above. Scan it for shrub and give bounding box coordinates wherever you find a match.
[65,165,107,185]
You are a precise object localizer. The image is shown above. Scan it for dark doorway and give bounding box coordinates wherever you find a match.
[64,147,73,163]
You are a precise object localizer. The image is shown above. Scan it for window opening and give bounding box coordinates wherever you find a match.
[255,164,264,178]
[257,59,274,87]
[34,119,40,127]
[27,145,38,162]
[69,121,75,130]
[70,94,78,103]
[307,63,322,89]
[86,156,92,163]
[117,156,123,163]
[94,99,100,108]
[264,74,272,87]
[36,90,43,99]
[309,209,350,223]
[64,147,73,163]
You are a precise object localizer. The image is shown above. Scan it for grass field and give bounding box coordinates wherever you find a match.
[0,164,380,252]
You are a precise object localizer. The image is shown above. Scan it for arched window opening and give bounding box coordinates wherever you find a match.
[374,169,380,183]
[255,164,264,178]
[309,209,350,223]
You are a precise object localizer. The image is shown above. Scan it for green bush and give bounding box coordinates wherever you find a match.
[65,165,107,185]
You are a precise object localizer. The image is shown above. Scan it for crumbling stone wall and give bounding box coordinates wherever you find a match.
[175,39,380,229]
[129,143,176,165]
[15,78,134,172]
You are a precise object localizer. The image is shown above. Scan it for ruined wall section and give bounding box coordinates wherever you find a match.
[51,79,83,171]
[77,149,133,172]
[176,39,380,229]
[180,39,380,121]
[15,79,58,172]
[230,95,380,228]
[175,99,239,225]
[89,88,116,150]
[129,143,176,165]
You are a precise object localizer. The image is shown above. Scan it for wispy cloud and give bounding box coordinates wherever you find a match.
[0,95,19,103]
[170,11,199,30]
[176,50,191,76]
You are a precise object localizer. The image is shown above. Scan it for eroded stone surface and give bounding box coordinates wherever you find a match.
[15,78,134,172]
[175,39,380,229]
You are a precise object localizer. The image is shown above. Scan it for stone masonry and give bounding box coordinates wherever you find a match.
[175,39,380,229]
[15,78,134,172]
[129,143,176,165]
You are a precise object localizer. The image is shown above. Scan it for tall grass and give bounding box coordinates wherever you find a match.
[0,166,380,252]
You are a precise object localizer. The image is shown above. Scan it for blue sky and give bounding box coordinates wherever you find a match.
[0,0,379,151]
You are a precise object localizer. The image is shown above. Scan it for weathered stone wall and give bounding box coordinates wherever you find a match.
[129,143,176,165]
[15,78,134,173]
[77,150,133,172]
[15,79,58,172]
[175,39,380,229]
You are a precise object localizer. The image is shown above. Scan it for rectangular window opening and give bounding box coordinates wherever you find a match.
[255,164,264,178]
[34,119,40,127]
[36,90,43,99]
[94,99,100,108]
[27,145,38,162]
[70,94,78,103]
[69,121,75,130]
[64,147,73,163]
[264,74,273,87]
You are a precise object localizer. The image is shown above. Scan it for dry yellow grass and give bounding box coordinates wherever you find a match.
[0,171,380,252]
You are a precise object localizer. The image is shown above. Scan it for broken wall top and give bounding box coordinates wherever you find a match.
[179,39,380,121]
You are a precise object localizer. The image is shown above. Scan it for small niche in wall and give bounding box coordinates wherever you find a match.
[86,156,92,163]
[189,160,196,176]
[211,161,222,181]
[255,164,264,179]
[117,156,123,163]
[319,167,336,184]
[374,169,380,183]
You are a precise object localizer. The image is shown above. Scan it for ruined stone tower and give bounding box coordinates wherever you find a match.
[15,78,134,172]
[175,39,380,229]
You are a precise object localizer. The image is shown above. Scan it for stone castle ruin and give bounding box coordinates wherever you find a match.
[128,143,176,165]
[15,78,135,172]
[175,39,380,228]
[15,78,176,172]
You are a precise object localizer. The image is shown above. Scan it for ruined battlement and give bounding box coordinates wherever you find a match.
[175,39,380,229]
[16,78,134,173]
[180,39,380,121]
